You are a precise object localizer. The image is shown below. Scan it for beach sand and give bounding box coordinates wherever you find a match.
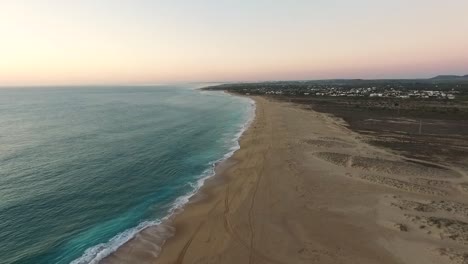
[104,96,468,264]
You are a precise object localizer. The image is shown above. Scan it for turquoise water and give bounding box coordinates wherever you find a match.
[0,85,253,264]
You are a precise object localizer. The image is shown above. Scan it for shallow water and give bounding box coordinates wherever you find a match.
[0,85,253,264]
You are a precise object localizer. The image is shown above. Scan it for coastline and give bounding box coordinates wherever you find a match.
[97,91,256,264]
[104,94,466,264]
[146,96,397,264]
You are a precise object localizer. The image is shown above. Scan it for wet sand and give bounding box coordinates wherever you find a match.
[104,96,468,264]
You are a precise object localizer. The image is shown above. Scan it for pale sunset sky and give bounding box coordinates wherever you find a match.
[1,0,467,85]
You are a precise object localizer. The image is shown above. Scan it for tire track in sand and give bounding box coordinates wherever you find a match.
[223,103,285,264]
[175,200,221,264]
[247,105,268,264]
[223,182,285,264]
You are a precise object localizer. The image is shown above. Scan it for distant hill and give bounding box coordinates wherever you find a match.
[431,75,468,80]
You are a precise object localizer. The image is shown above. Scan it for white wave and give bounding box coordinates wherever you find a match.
[70,94,256,264]
[70,220,161,264]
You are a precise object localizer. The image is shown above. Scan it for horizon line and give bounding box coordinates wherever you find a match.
[1,75,467,88]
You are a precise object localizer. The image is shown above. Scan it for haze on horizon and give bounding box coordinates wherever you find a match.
[1,0,468,86]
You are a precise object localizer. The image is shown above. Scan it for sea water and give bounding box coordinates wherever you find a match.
[0,85,254,264]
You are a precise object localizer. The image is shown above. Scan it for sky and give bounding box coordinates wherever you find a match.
[1,0,468,85]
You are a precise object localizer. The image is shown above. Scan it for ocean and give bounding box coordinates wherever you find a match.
[0,85,254,264]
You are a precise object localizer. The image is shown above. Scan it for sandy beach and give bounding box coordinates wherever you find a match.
[104,96,468,264]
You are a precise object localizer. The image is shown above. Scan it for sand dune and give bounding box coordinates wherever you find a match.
[392,198,468,218]
[313,152,460,178]
[350,174,449,196]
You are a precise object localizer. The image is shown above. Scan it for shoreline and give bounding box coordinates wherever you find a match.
[98,92,256,264]
[105,94,467,264]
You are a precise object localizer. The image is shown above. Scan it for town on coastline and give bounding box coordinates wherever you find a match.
[208,75,468,100]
